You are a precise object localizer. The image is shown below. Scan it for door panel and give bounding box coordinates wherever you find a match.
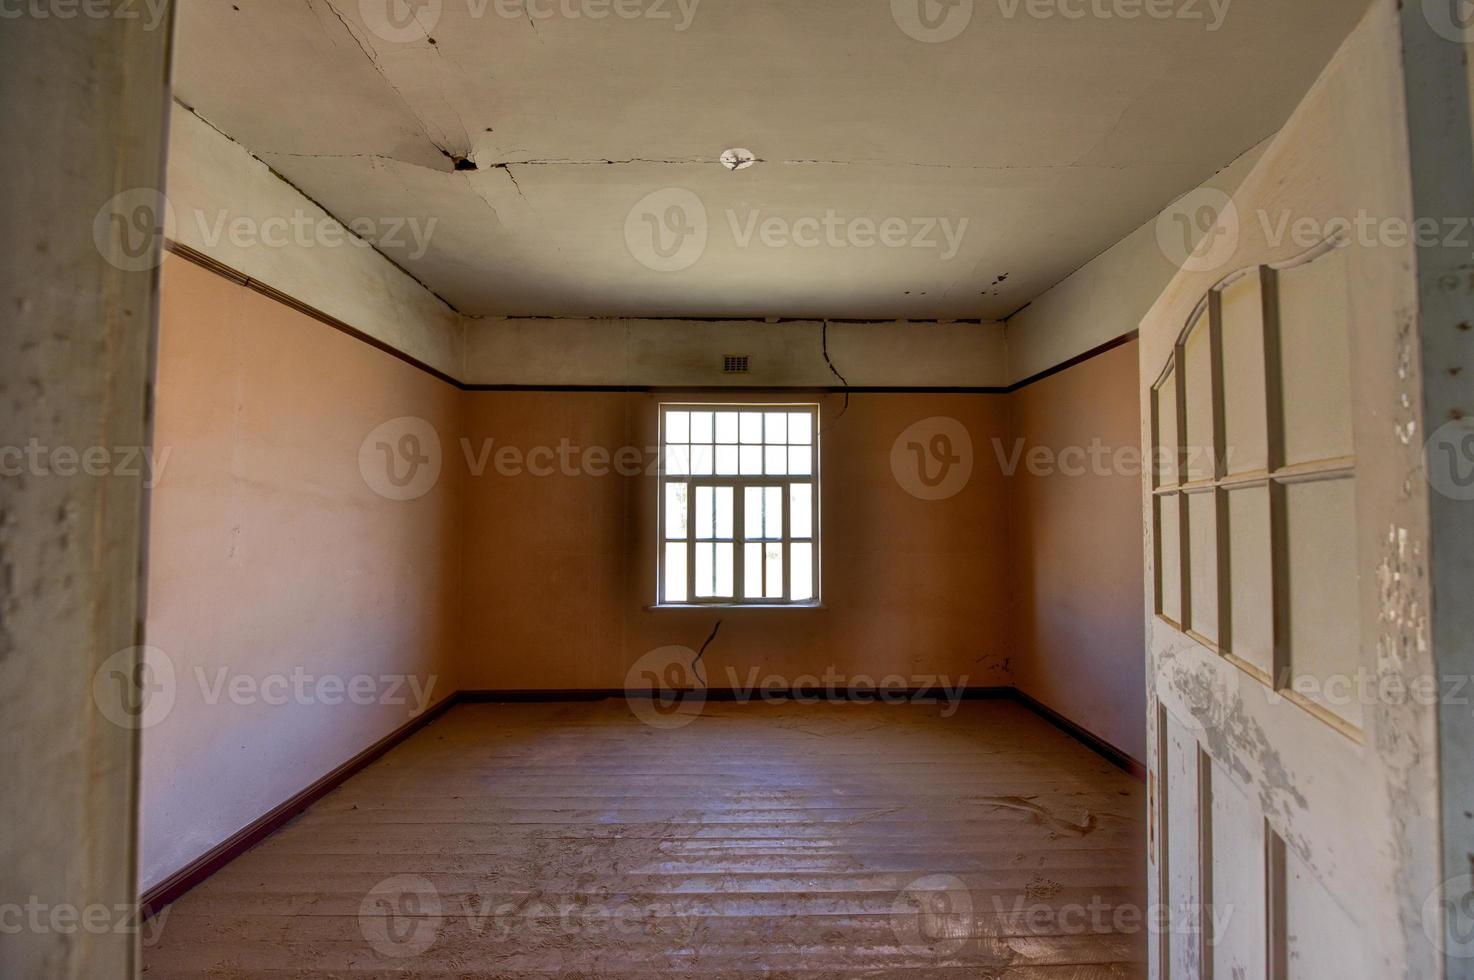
[1284,846,1368,979]
[1149,238,1404,974]
[1208,765,1266,980]
[1142,8,1446,977]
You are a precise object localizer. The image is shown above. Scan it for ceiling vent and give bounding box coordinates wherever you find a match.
[722,354,751,374]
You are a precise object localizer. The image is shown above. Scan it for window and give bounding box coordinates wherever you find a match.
[659,404,818,605]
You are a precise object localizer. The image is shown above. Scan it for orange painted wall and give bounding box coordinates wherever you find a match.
[1005,340,1146,762]
[458,391,1014,691]
[142,259,1143,890]
[140,256,463,892]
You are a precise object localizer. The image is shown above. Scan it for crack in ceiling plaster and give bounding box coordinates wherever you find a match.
[170,0,1366,319]
[312,0,467,162]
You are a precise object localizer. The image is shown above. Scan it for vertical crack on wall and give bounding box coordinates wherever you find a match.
[820,320,851,427]
[691,620,721,688]
[518,7,545,42]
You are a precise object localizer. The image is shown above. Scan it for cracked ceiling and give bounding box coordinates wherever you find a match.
[172,0,1364,319]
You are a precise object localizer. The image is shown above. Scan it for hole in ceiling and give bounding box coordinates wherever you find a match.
[720,148,756,171]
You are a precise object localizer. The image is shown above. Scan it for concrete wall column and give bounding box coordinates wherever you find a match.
[0,7,174,978]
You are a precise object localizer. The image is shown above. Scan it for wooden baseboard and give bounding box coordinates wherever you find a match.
[140,683,1137,919]
[139,693,458,919]
[1009,688,1147,780]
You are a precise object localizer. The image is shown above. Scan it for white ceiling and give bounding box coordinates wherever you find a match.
[172,0,1363,319]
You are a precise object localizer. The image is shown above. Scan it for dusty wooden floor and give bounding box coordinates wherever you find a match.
[142,699,1146,978]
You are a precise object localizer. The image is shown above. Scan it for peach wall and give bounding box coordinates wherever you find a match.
[140,255,463,892]
[459,391,1013,690]
[1005,340,1146,762]
[142,258,1145,891]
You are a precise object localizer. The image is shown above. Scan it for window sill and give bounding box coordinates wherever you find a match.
[645,602,825,611]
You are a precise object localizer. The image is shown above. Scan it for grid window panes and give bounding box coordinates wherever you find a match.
[660,405,818,604]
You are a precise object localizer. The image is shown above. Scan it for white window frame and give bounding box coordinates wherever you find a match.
[657,403,820,607]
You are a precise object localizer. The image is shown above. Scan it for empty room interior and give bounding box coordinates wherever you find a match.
[6,0,1474,977]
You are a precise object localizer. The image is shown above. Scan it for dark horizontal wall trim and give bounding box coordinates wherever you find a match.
[140,683,1139,920]
[461,686,1016,702]
[167,243,1133,394]
[163,240,462,389]
[486,314,995,326]
[459,384,1013,394]
[138,692,458,920]
[1006,330,1140,392]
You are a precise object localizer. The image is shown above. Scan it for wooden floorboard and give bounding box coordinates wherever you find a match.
[142,698,1147,979]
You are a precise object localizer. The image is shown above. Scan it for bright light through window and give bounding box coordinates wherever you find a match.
[659,404,818,605]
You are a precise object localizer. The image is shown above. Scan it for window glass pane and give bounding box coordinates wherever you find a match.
[790,483,812,539]
[696,542,733,598]
[765,486,782,538]
[791,543,813,601]
[765,411,788,444]
[715,445,738,475]
[714,487,733,538]
[744,543,763,598]
[743,486,782,539]
[665,482,688,539]
[695,542,714,597]
[739,445,762,475]
[664,542,687,603]
[788,446,811,475]
[696,486,714,539]
[765,543,784,599]
[740,412,763,443]
[715,543,734,597]
[715,412,739,443]
[661,405,819,606]
[690,444,714,476]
